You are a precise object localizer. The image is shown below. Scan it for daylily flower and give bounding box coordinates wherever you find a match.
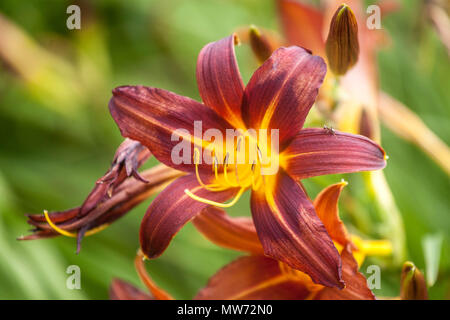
[108,34,386,288]
[110,182,392,300]
[193,181,391,299]
[21,140,182,253]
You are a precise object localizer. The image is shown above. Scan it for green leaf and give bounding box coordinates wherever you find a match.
[422,233,443,287]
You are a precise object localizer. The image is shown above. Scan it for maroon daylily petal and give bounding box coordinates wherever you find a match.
[140,174,238,259]
[193,207,264,255]
[314,181,352,247]
[241,46,326,147]
[109,86,233,173]
[109,279,153,300]
[195,255,311,300]
[314,245,375,300]
[251,169,344,288]
[277,0,325,55]
[196,34,245,128]
[282,128,386,179]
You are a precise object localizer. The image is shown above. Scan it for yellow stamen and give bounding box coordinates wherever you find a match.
[354,237,393,256]
[188,137,274,208]
[184,187,246,208]
[351,235,393,266]
[193,149,225,192]
[43,210,109,238]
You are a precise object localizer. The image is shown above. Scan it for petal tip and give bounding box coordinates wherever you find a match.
[325,3,359,75]
[339,179,348,187]
[232,32,241,46]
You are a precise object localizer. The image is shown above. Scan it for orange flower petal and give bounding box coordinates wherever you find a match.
[134,251,174,300]
[276,0,325,55]
[314,181,352,247]
[314,245,375,300]
[195,256,311,300]
[193,207,263,255]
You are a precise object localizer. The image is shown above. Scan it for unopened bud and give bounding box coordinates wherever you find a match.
[359,109,374,139]
[400,261,429,300]
[249,25,274,64]
[325,4,360,75]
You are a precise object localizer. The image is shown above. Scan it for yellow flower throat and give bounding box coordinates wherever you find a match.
[184,134,278,208]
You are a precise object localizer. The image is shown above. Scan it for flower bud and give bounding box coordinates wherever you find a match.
[325,4,360,75]
[249,25,275,64]
[400,261,429,300]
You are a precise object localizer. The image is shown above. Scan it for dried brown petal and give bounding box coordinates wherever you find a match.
[80,139,151,217]
[21,164,183,252]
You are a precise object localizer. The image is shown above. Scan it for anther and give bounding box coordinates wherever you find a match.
[224,152,229,166]
[213,155,220,180]
[256,146,263,161]
[236,135,243,152]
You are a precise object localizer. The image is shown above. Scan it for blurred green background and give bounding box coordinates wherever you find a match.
[0,0,448,299]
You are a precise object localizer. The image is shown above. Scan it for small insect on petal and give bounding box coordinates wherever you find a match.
[325,4,360,75]
[400,261,429,300]
[323,124,336,135]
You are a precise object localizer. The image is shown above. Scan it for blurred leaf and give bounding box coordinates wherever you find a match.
[422,233,443,287]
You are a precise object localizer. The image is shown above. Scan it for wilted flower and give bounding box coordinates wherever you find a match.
[110,182,392,300]
[109,33,386,288]
[80,139,151,216]
[21,140,182,252]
